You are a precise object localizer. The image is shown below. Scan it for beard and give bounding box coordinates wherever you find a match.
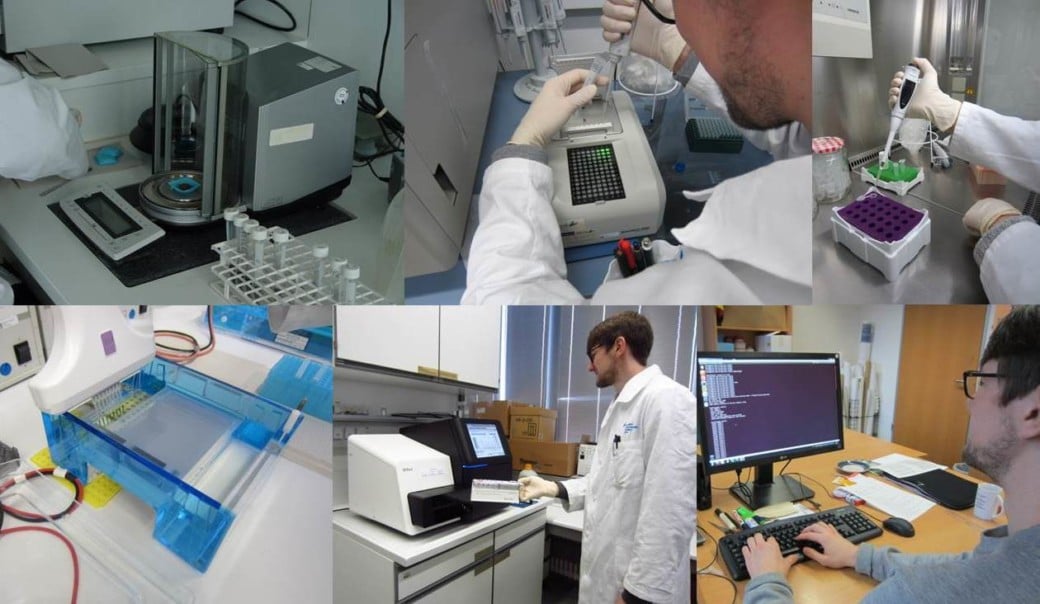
[962,416,1018,481]
[595,367,615,389]
[716,19,792,131]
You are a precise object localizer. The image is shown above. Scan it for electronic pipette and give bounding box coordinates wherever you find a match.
[583,35,631,88]
[880,64,920,167]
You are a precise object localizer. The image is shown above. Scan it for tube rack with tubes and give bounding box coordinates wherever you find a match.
[209,222,385,305]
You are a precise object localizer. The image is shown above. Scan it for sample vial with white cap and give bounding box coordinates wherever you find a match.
[224,207,242,241]
[233,214,249,250]
[241,219,260,253]
[251,227,269,266]
[271,228,291,270]
[341,262,360,304]
[311,244,330,289]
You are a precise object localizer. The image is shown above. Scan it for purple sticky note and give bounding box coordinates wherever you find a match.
[101,330,116,356]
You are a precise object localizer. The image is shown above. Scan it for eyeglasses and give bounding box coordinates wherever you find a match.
[588,345,603,363]
[961,370,1006,399]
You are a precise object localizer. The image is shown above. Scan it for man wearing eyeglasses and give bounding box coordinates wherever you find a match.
[740,305,1040,604]
[517,311,697,603]
[463,0,810,305]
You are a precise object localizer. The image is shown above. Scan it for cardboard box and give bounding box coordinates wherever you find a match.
[471,400,529,436]
[509,407,557,441]
[509,440,579,477]
[755,333,792,352]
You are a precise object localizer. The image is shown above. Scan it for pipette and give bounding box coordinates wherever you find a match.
[583,35,631,88]
[880,64,920,167]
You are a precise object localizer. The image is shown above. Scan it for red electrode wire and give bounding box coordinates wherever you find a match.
[0,468,84,522]
[0,526,81,604]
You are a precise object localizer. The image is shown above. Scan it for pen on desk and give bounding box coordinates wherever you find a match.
[723,510,742,530]
[715,508,739,533]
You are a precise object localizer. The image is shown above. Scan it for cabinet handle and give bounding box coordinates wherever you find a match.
[474,546,494,562]
[417,365,439,377]
[438,368,459,381]
[494,549,511,566]
[474,558,494,576]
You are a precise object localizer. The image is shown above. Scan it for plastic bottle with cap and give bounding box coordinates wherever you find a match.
[330,258,348,299]
[518,464,539,479]
[251,227,269,266]
[311,244,330,289]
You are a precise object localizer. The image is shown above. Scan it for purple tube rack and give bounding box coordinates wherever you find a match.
[836,190,925,243]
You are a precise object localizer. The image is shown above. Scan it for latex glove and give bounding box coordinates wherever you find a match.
[509,69,606,148]
[601,0,687,72]
[793,522,859,569]
[741,533,801,579]
[518,476,559,501]
[889,57,963,132]
[963,197,1022,237]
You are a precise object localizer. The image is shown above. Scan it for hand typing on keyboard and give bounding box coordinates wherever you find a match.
[792,522,860,569]
[742,533,801,579]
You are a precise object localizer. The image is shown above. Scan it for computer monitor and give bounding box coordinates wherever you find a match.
[696,351,844,508]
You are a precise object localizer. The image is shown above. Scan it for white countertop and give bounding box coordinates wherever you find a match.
[545,501,698,561]
[333,499,550,568]
[0,326,333,603]
[0,142,400,304]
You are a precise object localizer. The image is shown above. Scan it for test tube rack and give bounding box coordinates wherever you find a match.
[210,232,385,305]
[831,188,931,281]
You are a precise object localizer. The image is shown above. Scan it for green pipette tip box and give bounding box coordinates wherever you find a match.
[866,161,920,183]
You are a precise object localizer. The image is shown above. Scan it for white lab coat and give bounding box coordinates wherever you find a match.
[558,365,697,604]
[461,65,811,304]
[950,102,1040,301]
[0,59,88,181]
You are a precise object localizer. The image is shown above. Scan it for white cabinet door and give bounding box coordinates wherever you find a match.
[336,306,439,375]
[412,560,494,604]
[439,306,501,389]
[491,530,544,604]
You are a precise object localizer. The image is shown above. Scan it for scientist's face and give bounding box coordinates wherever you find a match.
[674,0,808,129]
[962,360,1021,482]
[588,341,618,389]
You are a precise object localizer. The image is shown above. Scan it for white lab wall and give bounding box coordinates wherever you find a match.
[978,0,1040,119]
[792,305,905,442]
[307,0,403,121]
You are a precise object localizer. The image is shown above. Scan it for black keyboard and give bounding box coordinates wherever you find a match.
[718,505,882,580]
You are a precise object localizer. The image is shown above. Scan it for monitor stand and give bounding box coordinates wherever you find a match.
[730,463,814,509]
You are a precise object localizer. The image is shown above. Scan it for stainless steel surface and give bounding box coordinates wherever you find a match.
[813,0,930,155]
[813,146,1030,302]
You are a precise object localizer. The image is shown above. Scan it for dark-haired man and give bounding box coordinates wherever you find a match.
[519,311,697,603]
[742,305,1040,604]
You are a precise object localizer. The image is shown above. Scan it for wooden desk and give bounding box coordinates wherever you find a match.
[696,430,1004,603]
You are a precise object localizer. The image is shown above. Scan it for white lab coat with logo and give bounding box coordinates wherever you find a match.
[949,102,1040,301]
[462,65,811,305]
[558,365,697,604]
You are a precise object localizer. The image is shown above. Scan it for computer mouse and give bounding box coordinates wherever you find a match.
[883,517,915,538]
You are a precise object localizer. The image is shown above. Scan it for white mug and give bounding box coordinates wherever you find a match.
[973,482,1004,520]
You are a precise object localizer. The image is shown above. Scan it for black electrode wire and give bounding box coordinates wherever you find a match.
[0,467,84,523]
[641,0,676,25]
[354,0,403,183]
[155,307,216,362]
[234,0,298,32]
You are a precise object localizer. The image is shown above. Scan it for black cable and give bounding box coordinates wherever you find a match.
[641,0,676,25]
[0,468,84,523]
[696,527,718,572]
[356,0,404,161]
[234,0,297,32]
[697,572,737,604]
[155,307,215,356]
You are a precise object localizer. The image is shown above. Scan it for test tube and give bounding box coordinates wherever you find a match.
[272,228,290,270]
[241,219,260,253]
[342,262,360,304]
[311,244,329,290]
[224,207,241,241]
[251,227,268,266]
[233,214,249,250]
